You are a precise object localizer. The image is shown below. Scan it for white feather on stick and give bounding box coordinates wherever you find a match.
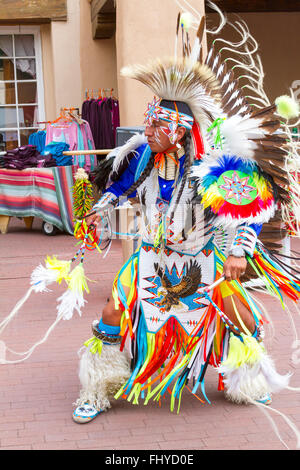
[30,264,60,293]
[0,314,64,364]
[56,289,87,321]
[56,264,89,321]
[240,392,300,450]
[0,258,71,343]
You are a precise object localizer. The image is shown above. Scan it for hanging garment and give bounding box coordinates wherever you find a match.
[81,96,120,150]
[72,121,96,172]
[45,119,96,172]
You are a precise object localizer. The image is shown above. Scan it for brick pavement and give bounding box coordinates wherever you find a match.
[1,217,300,450]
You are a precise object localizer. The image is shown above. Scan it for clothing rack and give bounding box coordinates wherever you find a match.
[85,88,116,100]
[37,107,83,127]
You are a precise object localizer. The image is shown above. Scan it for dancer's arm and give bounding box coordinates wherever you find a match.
[223,223,262,281]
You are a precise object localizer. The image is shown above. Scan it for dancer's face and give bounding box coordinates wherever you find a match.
[145,120,186,153]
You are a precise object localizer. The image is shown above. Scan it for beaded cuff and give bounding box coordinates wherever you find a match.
[229,225,258,258]
[92,321,122,345]
[93,191,117,213]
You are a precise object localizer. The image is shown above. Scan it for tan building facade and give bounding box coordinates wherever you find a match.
[0,0,299,151]
[0,0,204,150]
[206,10,300,105]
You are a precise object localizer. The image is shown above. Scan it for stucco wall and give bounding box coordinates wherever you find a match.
[37,4,300,129]
[52,0,82,115]
[40,24,56,121]
[206,11,300,104]
[41,0,206,127]
[40,0,118,120]
[41,0,81,119]
[116,0,206,127]
[79,0,118,103]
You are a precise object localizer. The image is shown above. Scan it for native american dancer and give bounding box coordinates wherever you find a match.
[71,4,300,425]
[0,3,298,446]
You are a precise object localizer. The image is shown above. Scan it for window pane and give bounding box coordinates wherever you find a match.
[0,107,17,127]
[0,35,13,57]
[0,83,16,105]
[16,58,36,80]
[0,58,15,80]
[15,35,35,57]
[20,128,38,147]
[0,130,18,151]
[17,82,37,104]
[18,105,38,127]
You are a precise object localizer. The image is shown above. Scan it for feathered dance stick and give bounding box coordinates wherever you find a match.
[0,168,103,363]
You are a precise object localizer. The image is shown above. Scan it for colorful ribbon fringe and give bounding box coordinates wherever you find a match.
[110,243,272,412]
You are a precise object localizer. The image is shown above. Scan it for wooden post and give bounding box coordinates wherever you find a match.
[62,149,112,155]
[23,217,34,230]
[119,207,134,263]
[0,215,10,234]
[119,203,141,263]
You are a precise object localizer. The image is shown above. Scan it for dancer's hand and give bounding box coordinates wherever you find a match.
[85,212,101,228]
[223,255,247,282]
[85,192,116,229]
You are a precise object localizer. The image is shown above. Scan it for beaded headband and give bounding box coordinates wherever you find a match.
[144,96,194,144]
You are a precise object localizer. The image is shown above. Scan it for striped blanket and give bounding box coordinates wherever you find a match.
[0,166,74,234]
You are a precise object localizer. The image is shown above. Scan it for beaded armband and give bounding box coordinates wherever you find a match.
[228,226,258,258]
[93,191,117,213]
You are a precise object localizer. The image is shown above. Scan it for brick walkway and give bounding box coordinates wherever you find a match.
[1,217,300,450]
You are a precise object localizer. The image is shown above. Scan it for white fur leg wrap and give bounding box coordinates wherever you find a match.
[218,335,291,404]
[74,342,131,411]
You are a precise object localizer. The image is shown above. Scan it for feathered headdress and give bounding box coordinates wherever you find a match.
[120,1,300,238]
[121,58,222,130]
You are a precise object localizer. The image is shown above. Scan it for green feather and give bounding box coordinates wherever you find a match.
[275,95,300,120]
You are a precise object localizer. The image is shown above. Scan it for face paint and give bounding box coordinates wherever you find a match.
[146,120,179,153]
[155,124,174,146]
[144,97,194,148]
[154,127,163,145]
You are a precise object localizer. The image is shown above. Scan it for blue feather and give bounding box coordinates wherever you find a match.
[205,155,257,178]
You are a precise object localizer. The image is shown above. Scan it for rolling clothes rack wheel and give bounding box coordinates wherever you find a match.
[42,221,59,236]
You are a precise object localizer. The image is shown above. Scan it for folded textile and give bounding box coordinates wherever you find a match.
[42,141,72,166]
[3,145,42,170]
[2,144,58,169]
[36,154,57,168]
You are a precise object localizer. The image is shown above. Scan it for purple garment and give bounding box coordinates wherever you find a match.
[103,98,115,149]
[90,99,102,149]
[99,99,110,149]
[37,154,57,168]
[81,97,120,150]
[81,100,91,123]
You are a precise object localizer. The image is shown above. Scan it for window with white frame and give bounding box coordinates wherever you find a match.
[0,26,45,152]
